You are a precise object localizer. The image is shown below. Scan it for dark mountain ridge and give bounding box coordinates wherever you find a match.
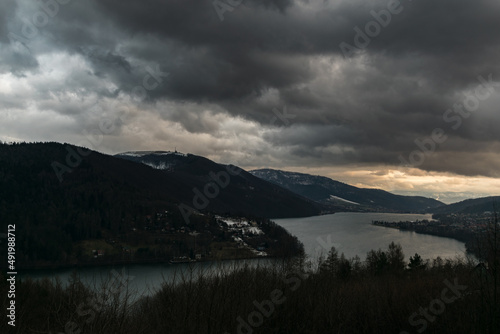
[430,196,500,214]
[0,142,320,221]
[0,142,317,268]
[114,151,321,218]
[250,168,444,213]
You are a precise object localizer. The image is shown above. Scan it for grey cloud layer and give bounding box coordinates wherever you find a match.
[2,0,500,177]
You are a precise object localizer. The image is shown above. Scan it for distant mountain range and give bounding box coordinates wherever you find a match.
[2,142,487,222]
[0,143,320,220]
[429,196,500,214]
[1,143,313,268]
[114,153,448,213]
[249,169,444,213]
[5,142,497,269]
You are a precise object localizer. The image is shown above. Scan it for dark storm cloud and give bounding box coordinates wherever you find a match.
[0,1,39,75]
[0,46,39,75]
[2,0,500,177]
[0,1,17,43]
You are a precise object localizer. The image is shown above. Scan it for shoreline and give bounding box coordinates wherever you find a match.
[12,254,279,274]
[371,221,476,257]
[13,212,439,272]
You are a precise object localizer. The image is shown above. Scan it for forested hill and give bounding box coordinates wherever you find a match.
[0,142,316,267]
[114,150,321,218]
[430,196,500,214]
[0,142,183,266]
[0,142,319,222]
[250,169,443,213]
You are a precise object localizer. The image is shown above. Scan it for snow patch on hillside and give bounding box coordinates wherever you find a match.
[218,218,264,235]
[329,195,359,205]
[143,161,174,170]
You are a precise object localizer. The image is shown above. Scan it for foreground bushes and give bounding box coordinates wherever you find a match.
[1,245,499,334]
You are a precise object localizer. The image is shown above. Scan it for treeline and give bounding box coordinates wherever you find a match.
[0,142,306,268]
[0,142,184,266]
[3,242,499,334]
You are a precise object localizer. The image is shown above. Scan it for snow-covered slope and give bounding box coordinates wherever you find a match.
[115,151,189,171]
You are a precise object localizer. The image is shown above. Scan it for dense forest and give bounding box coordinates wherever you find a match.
[0,142,304,268]
[2,241,499,333]
[0,142,176,266]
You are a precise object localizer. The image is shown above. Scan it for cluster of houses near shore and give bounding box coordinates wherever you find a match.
[372,212,494,245]
[216,217,268,257]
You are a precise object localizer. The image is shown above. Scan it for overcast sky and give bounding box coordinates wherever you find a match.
[1,0,500,203]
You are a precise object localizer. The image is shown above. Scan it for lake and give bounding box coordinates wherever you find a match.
[20,212,468,296]
[274,212,467,261]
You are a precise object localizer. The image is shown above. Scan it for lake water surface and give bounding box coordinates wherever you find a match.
[274,212,467,261]
[21,212,467,296]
